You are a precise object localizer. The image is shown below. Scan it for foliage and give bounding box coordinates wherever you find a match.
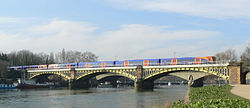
[171,85,250,108]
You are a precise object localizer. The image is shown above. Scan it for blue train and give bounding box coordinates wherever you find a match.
[8,56,215,71]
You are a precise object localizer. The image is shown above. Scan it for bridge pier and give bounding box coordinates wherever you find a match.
[134,65,154,91]
[69,79,90,89]
[135,80,154,91]
[68,68,92,89]
[68,68,87,89]
[21,70,28,80]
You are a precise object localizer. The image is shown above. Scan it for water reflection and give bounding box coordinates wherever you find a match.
[0,85,187,108]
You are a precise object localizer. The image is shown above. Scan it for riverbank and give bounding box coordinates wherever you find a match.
[171,85,250,107]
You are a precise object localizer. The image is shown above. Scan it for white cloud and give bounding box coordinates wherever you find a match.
[93,24,219,60]
[105,0,250,19]
[0,17,32,23]
[0,19,220,60]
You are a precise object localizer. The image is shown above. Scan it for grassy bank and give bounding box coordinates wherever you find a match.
[171,85,250,107]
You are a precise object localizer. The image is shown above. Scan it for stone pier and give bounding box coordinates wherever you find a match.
[68,68,90,89]
[134,65,154,91]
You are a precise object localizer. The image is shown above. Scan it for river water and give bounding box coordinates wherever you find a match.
[0,85,187,108]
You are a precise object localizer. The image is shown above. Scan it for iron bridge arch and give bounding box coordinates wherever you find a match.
[143,66,229,81]
[75,69,136,81]
[29,71,71,80]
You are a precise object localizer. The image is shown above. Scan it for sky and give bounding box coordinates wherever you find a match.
[0,0,249,61]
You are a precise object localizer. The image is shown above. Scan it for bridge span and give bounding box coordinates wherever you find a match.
[23,62,245,90]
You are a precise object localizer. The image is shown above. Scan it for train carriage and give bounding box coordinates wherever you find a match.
[63,63,78,69]
[100,61,115,67]
[78,62,99,68]
[144,59,159,66]
[23,65,31,70]
[8,66,23,71]
[160,58,173,65]
[65,63,78,69]
[27,65,39,70]
[8,56,216,71]
[78,62,89,68]
[160,56,215,66]
[195,56,215,64]
[78,61,115,68]
[38,65,47,70]
[115,60,141,67]
[48,64,59,69]
[115,59,160,67]
[29,65,47,70]
[47,63,77,69]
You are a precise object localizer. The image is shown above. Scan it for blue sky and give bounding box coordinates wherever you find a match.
[0,0,249,60]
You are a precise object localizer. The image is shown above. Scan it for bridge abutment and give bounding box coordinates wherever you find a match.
[69,79,90,89]
[228,62,244,84]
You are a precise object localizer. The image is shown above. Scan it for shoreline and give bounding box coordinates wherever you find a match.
[183,87,190,104]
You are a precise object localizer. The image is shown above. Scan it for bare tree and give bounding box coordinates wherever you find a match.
[82,51,98,62]
[241,44,250,66]
[215,48,238,62]
[55,49,98,63]
[48,52,55,64]
[62,48,66,63]
[0,60,9,78]
[8,50,50,66]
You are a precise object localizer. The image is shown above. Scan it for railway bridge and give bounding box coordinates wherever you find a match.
[23,62,245,90]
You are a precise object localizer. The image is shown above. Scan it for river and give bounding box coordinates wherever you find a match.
[0,85,187,108]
